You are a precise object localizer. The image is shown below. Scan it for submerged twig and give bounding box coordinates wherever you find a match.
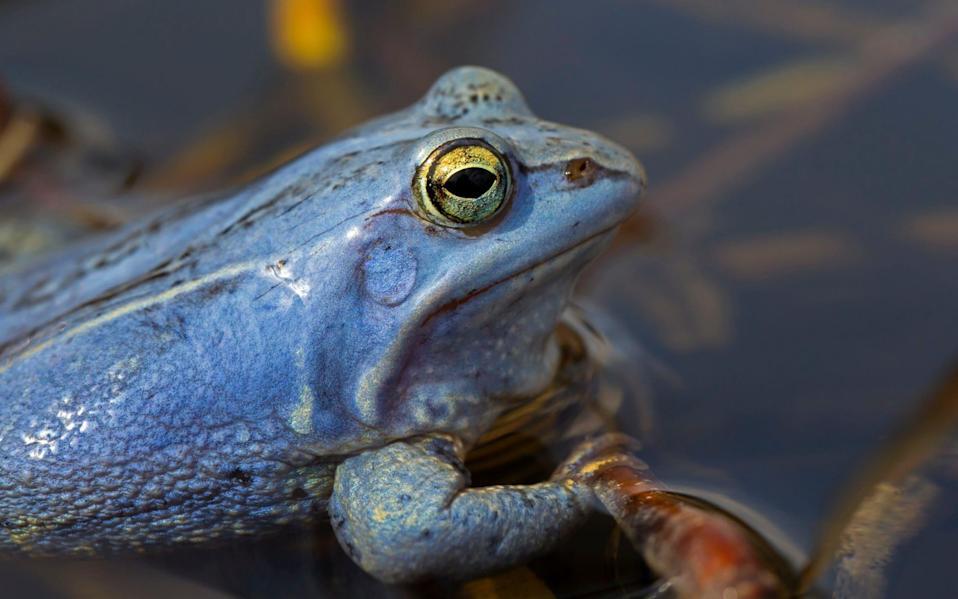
[559,434,792,598]
[799,363,958,592]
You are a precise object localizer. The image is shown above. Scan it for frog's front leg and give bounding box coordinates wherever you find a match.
[328,434,593,583]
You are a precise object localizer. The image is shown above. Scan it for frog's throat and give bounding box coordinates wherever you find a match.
[352,223,618,427]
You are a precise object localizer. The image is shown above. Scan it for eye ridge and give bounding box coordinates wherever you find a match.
[443,167,498,199]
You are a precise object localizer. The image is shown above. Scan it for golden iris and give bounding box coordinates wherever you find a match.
[413,139,511,227]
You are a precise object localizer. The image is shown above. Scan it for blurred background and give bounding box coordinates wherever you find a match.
[0,0,956,597]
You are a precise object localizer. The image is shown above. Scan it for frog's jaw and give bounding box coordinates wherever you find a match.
[349,227,614,444]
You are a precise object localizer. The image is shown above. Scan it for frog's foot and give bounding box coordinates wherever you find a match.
[329,434,592,583]
[554,433,790,599]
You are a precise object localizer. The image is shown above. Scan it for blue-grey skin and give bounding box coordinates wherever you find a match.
[0,67,644,581]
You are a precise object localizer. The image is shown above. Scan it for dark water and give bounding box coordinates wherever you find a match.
[1,1,956,597]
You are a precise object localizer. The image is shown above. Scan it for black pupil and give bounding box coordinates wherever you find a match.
[443,168,497,198]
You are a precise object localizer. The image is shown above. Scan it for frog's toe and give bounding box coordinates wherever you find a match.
[550,432,647,486]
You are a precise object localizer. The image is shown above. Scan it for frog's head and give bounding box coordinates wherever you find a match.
[305,67,644,444]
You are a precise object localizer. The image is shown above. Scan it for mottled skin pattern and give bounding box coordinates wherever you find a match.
[0,67,645,580]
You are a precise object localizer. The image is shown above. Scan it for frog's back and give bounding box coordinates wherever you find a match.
[0,125,414,356]
[0,188,250,352]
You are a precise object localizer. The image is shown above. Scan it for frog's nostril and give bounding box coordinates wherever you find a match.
[564,157,597,186]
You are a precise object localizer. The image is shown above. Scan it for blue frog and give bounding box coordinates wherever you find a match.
[0,67,645,582]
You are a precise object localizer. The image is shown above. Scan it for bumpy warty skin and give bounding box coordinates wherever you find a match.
[0,67,644,558]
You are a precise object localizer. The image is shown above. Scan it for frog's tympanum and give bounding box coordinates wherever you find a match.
[0,67,645,581]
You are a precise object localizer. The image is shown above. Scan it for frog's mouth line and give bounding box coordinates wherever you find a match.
[422,223,618,327]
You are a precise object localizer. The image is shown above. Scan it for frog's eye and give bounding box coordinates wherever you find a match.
[412,138,512,227]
